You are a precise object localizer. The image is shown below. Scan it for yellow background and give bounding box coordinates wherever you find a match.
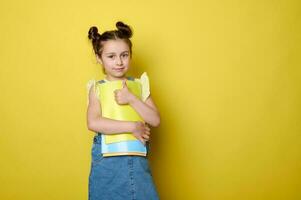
[0,0,300,199]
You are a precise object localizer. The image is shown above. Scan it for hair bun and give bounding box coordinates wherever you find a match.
[116,21,133,38]
[88,26,101,41]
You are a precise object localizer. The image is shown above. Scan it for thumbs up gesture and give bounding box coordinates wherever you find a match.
[114,79,135,105]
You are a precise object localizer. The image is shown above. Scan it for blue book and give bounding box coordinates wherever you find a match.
[101,134,147,157]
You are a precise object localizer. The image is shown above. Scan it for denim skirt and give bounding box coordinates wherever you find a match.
[88,134,160,200]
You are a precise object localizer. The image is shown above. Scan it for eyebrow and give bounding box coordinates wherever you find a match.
[105,51,129,55]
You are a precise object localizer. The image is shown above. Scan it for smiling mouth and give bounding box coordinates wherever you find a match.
[113,68,124,71]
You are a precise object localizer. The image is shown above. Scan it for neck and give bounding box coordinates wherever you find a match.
[105,75,127,81]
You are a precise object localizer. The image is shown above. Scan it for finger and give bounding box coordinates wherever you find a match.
[140,138,145,145]
[139,135,146,144]
[143,134,150,140]
[114,92,120,99]
[115,97,120,104]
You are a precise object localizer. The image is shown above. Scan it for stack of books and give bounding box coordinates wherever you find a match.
[96,76,148,157]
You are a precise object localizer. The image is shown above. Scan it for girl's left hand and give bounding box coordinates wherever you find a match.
[114,80,136,105]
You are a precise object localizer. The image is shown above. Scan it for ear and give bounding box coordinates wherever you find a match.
[96,54,103,65]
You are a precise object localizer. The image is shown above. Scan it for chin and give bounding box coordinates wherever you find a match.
[113,73,126,78]
[116,70,128,76]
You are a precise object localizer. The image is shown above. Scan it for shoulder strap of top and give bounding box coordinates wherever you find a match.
[127,76,135,81]
[97,79,106,84]
[98,76,135,83]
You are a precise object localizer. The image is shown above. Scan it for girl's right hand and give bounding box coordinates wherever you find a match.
[132,121,150,145]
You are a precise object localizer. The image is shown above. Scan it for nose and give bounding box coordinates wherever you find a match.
[116,56,123,65]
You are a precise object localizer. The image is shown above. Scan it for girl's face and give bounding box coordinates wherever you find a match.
[97,39,131,81]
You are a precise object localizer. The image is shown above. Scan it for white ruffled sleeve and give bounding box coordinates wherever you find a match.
[86,79,100,106]
[139,72,150,102]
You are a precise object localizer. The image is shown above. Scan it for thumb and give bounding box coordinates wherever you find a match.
[122,79,127,88]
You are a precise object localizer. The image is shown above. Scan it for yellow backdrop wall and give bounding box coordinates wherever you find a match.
[0,0,300,199]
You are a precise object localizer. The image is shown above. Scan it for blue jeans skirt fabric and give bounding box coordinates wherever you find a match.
[88,134,160,200]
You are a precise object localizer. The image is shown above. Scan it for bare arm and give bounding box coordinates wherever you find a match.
[86,85,135,134]
[128,95,161,128]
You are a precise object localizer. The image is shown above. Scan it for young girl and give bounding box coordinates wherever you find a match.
[86,21,160,200]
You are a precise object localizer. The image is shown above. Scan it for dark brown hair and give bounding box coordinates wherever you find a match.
[88,21,133,59]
